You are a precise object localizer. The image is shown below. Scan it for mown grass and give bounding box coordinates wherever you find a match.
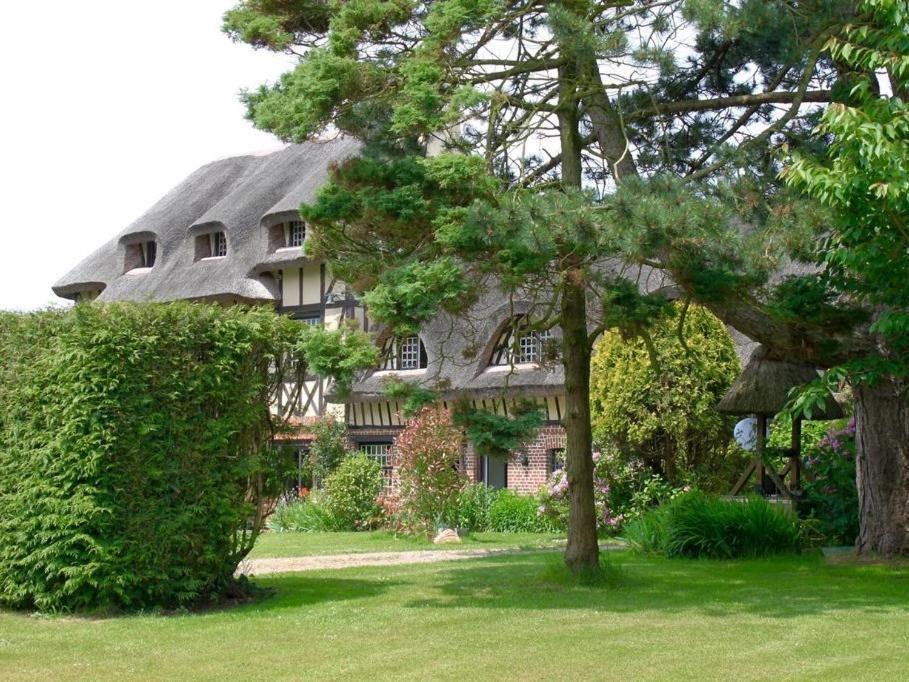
[1,550,907,680]
[248,530,567,558]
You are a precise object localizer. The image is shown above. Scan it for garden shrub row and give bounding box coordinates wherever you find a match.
[0,303,306,612]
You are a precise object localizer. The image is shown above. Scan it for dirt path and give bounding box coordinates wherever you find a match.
[238,542,624,576]
[237,547,546,576]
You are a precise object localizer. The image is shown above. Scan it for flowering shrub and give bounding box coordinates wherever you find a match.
[394,406,466,534]
[538,449,685,534]
[323,454,385,530]
[802,419,858,545]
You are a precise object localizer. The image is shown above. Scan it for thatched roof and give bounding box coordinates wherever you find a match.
[53,138,362,302]
[717,345,844,419]
[54,141,761,401]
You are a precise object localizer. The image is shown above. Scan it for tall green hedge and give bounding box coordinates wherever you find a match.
[0,303,306,612]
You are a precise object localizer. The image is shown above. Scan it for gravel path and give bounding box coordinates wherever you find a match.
[238,546,555,576]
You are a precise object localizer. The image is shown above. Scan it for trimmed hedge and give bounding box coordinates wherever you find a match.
[0,303,304,612]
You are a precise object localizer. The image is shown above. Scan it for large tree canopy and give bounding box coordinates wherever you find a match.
[225,0,909,559]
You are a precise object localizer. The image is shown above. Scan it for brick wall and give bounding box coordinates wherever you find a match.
[462,424,565,494]
[286,421,567,496]
[506,425,566,494]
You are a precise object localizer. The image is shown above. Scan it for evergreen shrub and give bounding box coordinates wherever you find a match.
[591,303,743,490]
[624,491,801,558]
[0,303,306,611]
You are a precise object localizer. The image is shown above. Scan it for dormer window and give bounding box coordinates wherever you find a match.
[195,231,227,260]
[287,221,305,248]
[491,317,554,366]
[267,220,306,252]
[381,335,427,370]
[124,240,157,272]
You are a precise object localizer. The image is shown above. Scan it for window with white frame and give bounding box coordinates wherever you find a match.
[286,221,305,248]
[124,240,157,272]
[359,443,393,486]
[380,335,427,370]
[359,443,390,468]
[491,317,554,366]
[139,241,156,268]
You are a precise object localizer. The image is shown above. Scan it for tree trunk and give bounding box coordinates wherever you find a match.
[854,378,909,557]
[555,47,599,573]
[561,276,600,572]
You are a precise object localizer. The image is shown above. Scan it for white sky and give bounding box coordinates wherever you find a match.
[0,1,295,310]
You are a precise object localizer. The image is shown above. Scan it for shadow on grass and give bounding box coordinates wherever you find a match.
[244,575,401,613]
[402,551,909,619]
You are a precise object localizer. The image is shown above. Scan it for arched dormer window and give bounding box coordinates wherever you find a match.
[490,317,553,366]
[195,231,227,260]
[381,335,427,371]
[124,240,157,272]
[268,220,306,251]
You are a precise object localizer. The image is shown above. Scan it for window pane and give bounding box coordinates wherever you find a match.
[142,241,157,268]
[214,232,227,257]
[359,443,389,467]
[288,221,305,247]
[399,336,420,369]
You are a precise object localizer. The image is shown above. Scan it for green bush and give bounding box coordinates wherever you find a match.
[0,303,306,612]
[308,417,353,485]
[454,483,500,532]
[267,492,334,533]
[624,492,800,559]
[488,490,560,533]
[324,455,385,530]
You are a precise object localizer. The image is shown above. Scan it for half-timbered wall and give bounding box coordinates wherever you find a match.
[346,395,564,428]
[275,262,367,422]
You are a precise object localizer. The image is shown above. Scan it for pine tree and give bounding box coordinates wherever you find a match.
[224,0,907,560]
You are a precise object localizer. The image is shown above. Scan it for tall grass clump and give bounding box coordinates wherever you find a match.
[624,491,800,558]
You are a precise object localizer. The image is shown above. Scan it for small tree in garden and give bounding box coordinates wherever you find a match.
[308,415,353,486]
[590,303,741,488]
[394,405,465,535]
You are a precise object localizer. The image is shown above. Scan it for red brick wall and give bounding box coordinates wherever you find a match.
[505,425,566,494]
[279,421,566,496]
[461,425,565,494]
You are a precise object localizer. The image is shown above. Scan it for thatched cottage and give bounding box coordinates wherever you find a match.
[53,139,599,492]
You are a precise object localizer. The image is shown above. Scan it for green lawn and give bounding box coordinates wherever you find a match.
[248,530,566,558]
[2,551,907,680]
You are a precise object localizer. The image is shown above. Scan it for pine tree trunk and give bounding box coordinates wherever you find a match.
[561,276,600,572]
[854,378,909,557]
[555,45,599,573]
